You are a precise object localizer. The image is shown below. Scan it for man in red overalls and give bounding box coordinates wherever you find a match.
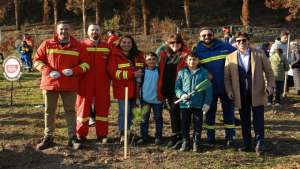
[76,23,111,143]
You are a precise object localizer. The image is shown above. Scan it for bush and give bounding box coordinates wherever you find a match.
[103,14,121,33]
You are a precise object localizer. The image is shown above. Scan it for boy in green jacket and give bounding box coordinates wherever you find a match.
[175,54,212,152]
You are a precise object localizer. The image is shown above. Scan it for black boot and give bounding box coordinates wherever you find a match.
[68,136,82,150]
[238,144,253,152]
[171,134,182,149]
[36,136,54,150]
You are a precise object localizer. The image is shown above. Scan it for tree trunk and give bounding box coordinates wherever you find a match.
[184,0,190,28]
[141,0,150,35]
[53,0,58,27]
[82,0,86,38]
[14,0,20,30]
[43,0,50,24]
[241,0,250,31]
[129,0,137,34]
[95,0,100,24]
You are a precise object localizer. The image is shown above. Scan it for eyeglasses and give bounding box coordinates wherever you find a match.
[201,34,213,38]
[169,41,182,44]
[236,39,247,43]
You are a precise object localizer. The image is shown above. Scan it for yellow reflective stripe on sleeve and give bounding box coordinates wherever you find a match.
[135,63,144,67]
[224,124,235,129]
[95,116,108,122]
[200,55,227,64]
[33,61,45,71]
[79,62,90,72]
[118,63,130,68]
[116,70,122,79]
[77,117,89,123]
[203,125,215,130]
[86,47,110,52]
[123,71,128,79]
[46,49,80,56]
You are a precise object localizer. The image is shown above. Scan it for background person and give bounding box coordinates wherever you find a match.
[17,40,33,71]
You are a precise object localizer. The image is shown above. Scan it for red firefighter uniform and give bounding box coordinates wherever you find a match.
[33,36,89,91]
[76,39,111,138]
[107,47,145,100]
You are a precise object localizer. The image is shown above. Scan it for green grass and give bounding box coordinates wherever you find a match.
[0,70,300,169]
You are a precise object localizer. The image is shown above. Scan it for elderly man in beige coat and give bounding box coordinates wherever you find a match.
[224,32,275,156]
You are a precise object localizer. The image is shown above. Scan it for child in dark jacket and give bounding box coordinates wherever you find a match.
[138,52,163,145]
[175,54,212,152]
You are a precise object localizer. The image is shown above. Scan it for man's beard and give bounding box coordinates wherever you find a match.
[91,35,99,41]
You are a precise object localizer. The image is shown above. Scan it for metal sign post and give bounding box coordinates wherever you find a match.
[3,56,22,106]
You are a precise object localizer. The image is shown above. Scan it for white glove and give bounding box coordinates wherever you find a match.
[62,69,73,76]
[180,93,189,100]
[49,70,61,79]
[202,104,210,114]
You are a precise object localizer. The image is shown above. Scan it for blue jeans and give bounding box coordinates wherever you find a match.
[140,101,163,139]
[118,99,135,133]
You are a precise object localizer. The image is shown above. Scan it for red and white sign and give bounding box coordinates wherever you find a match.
[3,56,22,81]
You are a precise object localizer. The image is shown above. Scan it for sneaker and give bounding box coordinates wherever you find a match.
[274,103,281,107]
[171,139,182,149]
[68,137,82,150]
[36,136,54,150]
[155,137,162,145]
[89,117,96,126]
[192,142,199,152]
[136,137,148,145]
[167,135,177,148]
[97,136,108,144]
[179,140,190,151]
[225,139,234,148]
[267,102,272,106]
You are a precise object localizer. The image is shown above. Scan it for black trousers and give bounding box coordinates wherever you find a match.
[165,96,181,135]
[180,108,202,143]
[240,94,264,147]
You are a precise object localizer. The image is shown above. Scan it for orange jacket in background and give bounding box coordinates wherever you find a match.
[107,47,145,99]
[33,36,89,91]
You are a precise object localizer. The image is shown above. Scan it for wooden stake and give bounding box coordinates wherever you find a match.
[283,34,290,97]
[124,87,128,159]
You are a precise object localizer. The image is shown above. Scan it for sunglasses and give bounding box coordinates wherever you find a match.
[169,41,181,44]
[201,34,213,38]
[236,39,247,43]
[145,57,157,61]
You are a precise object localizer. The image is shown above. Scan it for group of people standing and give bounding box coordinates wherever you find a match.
[33,21,283,157]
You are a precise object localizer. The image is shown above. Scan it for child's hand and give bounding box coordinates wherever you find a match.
[202,104,210,114]
[180,93,189,100]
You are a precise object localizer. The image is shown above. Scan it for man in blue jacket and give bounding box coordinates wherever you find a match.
[193,27,236,146]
